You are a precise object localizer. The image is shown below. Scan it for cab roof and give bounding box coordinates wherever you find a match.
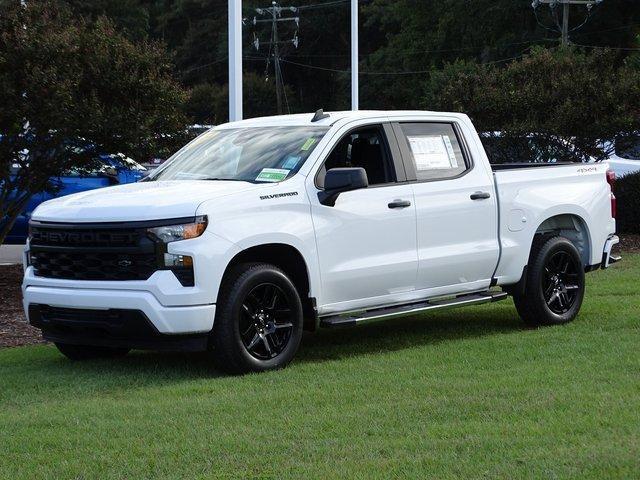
[215,110,466,129]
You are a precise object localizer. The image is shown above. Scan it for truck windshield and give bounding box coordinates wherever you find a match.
[150,126,328,183]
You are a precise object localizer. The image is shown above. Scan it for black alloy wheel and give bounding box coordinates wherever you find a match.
[212,263,304,374]
[513,235,585,326]
[542,250,582,315]
[239,283,295,360]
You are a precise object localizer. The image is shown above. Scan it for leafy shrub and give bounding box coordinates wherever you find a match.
[615,171,640,234]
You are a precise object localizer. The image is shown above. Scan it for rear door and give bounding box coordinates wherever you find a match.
[392,120,500,294]
[308,122,418,313]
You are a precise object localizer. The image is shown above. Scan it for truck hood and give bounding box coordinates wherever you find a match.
[32,180,260,223]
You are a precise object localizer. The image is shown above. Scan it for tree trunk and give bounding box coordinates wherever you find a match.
[0,193,35,245]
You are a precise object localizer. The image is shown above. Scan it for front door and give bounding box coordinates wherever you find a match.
[308,124,418,313]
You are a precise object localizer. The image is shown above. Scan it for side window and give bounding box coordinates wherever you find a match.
[317,125,396,188]
[398,123,469,181]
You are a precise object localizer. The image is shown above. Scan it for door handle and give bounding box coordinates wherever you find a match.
[388,200,411,209]
[470,191,491,200]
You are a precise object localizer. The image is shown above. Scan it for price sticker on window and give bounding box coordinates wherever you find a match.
[407,135,458,170]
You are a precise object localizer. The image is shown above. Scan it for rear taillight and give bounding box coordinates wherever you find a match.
[606,169,616,218]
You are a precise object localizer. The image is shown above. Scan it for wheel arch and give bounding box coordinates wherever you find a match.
[219,243,317,330]
[533,213,592,267]
[506,213,591,297]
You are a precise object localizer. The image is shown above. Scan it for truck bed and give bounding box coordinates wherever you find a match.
[491,162,615,285]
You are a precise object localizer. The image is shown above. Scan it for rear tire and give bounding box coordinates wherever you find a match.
[513,235,585,326]
[55,343,130,361]
[212,263,304,374]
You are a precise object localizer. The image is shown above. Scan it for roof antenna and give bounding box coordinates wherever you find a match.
[311,109,330,122]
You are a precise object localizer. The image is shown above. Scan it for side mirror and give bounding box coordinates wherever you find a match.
[318,167,368,206]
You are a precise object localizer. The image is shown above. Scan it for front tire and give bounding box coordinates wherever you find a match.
[513,235,585,326]
[212,263,304,374]
[55,343,130,361]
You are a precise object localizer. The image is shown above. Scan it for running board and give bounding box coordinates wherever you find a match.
[319,291,509,328]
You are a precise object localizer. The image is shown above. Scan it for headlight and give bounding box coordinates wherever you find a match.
[147,216,207,243]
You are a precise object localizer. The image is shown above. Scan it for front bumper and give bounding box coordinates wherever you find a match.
[28,303,211,351]
[23,284,216,351]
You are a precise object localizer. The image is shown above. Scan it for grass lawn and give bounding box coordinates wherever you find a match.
[1,256,638,479]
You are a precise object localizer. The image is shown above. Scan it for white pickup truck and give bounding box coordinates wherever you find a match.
[22,110,620,373]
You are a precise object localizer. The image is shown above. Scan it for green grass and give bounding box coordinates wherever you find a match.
[1,256,639,479]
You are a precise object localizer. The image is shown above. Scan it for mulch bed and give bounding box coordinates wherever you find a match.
[1,233,638,349]
[0,264,47,348]
[617,233,640,253]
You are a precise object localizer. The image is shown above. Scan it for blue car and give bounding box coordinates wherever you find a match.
[3,154,147,244]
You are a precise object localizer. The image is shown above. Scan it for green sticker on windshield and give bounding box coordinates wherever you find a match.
[300,138,317,151]
[256,168,289,182]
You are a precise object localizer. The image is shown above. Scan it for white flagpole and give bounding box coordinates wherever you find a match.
[228,0,243,121]
[351,0,359,111]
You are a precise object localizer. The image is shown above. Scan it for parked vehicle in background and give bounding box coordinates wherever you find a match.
[603,135,640,178]
[3,154,146,244]
[480,132,596,165]
[22,110,619,374]
[142,157,166,170]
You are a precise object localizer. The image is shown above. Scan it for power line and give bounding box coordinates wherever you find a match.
[296,0,354,10]
[281,37,557,58]
[183,56,228,74]
[571,22,640,36]
[279,51,531,76]
[184,34,637,79]
[572,43,640,51]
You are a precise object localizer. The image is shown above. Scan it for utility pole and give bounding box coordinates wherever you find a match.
[562,1,570,47]
[272,4,283,114]
[532,0,603,47]
[253,2,299,114]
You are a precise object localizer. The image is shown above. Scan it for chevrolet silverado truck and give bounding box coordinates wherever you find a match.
[22,110,620,374]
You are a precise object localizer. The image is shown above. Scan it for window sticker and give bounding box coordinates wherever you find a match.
[282,155,302,169]
[407,135,458,170]
[256,168,290,182]
[300,138,317,151]
[442,135,458,168]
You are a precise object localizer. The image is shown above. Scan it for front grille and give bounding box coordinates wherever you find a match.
[29,222,159,281]
[29,249,157,281]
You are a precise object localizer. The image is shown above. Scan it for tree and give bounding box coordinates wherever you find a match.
[423,48,640,162]
[59,0,151,40]
[0,0,188,244]
[183,73,297,125]
[44,0,640,114]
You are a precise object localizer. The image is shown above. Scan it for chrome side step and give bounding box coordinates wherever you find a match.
[319,291,509,328]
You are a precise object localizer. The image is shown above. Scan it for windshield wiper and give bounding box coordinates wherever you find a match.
[201,177,258,183]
